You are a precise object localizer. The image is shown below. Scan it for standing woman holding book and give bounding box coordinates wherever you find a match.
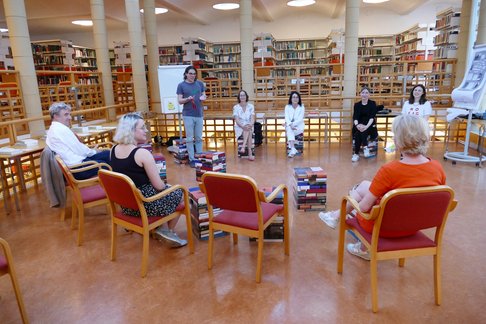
[233,90,255,161]
[352,86,378,162]
[401,84,432,120]
[284,91,305,158]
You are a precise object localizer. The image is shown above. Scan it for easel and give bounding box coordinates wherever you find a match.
[444,44,486,167]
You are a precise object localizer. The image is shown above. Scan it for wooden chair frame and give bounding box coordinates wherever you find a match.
[337,185,457,312]
[0,238,29,324]
[200,171,289,283]
[98,169,194,278]
[56,156,110,246]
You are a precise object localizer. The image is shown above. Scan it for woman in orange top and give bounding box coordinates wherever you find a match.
[319,114,446,260]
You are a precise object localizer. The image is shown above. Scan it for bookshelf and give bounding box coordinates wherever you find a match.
[158,45,183,65]
[395,24,437,61]
[182,37,213,70]
[0,34,14,71]
[73,45,97,71]
[274,38,327,66]
[434,8,460,59]
[31,39,75,71]
[212,41,241,68]
[358,35,395,63]
[254,33,276,77]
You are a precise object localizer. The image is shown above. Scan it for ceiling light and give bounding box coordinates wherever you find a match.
[287,0,316,7]
[363,0,389,3]
[140,7,169,14]
[72,20,93,27]
[0,28,8,33]
[213,3,240,10]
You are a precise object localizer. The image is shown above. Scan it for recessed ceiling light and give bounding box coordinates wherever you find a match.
[0,28,8,33]
[140,7,169,14]
[213,3,240,10]
[287,0,316,7]
[363,0,389,3]
[72,20,93,27]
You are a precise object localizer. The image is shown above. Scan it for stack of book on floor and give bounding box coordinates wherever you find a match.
[194,151,226,182]
[188,187,226,240]
[153,153,167,184]
[352,136,378,159]
[170,139,189,164]
[237,134,255,158]
[250,186,285,242]
[293,166,327,212]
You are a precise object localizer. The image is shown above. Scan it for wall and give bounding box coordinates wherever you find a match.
[31,0,461,47]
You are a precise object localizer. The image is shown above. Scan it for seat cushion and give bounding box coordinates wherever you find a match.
[213,202,282,230]
[346,217,436,252]
[175,201,185,212]
[114,211,163,227]
[0,255,8,275]
[80,185,106,203]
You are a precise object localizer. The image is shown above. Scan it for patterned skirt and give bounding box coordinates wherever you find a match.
[121,183,183,217]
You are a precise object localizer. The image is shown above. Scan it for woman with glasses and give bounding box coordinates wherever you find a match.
[284,91,305,158]
[110,113,187,248]
[233,90,255,161]
[177,65,207,168]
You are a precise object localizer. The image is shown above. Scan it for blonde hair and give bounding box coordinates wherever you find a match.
[393,114,430,155]
[113,113,143,145]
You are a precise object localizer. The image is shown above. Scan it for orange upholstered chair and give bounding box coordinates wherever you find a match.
[98,169,194,278]
[199,171,289,283]
[337,185,457,312]
[0,238,29,324]
[55,156,110,246]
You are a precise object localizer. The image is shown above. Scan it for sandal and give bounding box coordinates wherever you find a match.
[239,148,246,154]
[248,156,255,161]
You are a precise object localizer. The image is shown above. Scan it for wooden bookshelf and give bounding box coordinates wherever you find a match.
[395,24,437,61]
[158,45,183,65]
[434,8,460,59]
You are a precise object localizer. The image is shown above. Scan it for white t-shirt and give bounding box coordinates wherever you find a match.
[233,103,255,139]
[401,101,432,119]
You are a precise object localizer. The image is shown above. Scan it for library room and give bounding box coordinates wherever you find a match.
[0,0,485,323]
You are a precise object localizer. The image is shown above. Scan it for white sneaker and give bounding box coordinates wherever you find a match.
[363,147,371,158]
[288,149,295,158]
[351,154,360,162]
[318,211,339,229]
[291,147,298,155]
[346,242,370,261]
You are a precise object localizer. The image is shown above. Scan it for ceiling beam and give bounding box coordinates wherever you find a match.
[253,0,273,22]
[331,0,346,19]
[157,0,209,25]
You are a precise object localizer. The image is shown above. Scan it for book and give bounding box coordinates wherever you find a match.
[0,146,24,155]
[188,187,207,205]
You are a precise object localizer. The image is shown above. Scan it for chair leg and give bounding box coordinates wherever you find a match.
[9,272,29,324]
[256,235,264,283]
[232,233,238,245]
[208,226,214,270]
[337,225,346,274]
[284,214,290,256]
[77,206,85,246]
[111,223,117,261]
[434,253,442,305]
[59,206,66,222]
[398,258,405,267]
[70,203,77,229]
[141,231,149,278]
[370,257,379,313]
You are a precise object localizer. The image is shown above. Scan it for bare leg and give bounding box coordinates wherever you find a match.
[241,128,250,153]
[246,127,254,157]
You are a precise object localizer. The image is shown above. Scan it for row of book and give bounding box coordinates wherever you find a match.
[194,151,226,182]
[250,186,285,242]
[293,166,327,212]
[188,187,226,240]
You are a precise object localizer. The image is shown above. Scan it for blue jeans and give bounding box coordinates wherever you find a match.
[183,116,203,161]
[73,150,111,180]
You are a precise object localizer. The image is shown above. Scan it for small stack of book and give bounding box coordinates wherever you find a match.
[153,153,167,184]
[194,151,226,182]
[352,136,378,159]
[286,133,304,156]
[293,166,327,212]
[249,186,285,242]
[188,187,226,240]
[171,139,189,164]
[16,139,39,148]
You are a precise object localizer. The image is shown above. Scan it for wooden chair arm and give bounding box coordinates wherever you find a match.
[139,184,186,203]
[258,184,286,203]
[341,195,380,221]
[450,200,458,212]
[90,141,114,150]
[70,162,112,187]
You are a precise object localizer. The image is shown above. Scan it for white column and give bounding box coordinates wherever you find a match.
[477,0,486,44]
[343,0,359,112]
[90,0,115,120]
[3,0,44,136]
[455,0,472,87]
[240,0,254,99]
[125,0,149,112]
[143,0,161,112]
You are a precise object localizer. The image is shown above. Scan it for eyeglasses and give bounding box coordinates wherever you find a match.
[187,72,196,75]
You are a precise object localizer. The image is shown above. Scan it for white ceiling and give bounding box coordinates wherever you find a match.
[0,0,438,36]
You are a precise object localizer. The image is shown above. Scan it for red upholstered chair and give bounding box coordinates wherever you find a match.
[0,238,29,324]
[199,171,289,283]
[337,185,457,312]
[55,156,110,246]
[98,169,194,278]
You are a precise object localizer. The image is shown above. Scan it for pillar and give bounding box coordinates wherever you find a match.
[124,0,149,112]
[455,0,472,87]
[477,0,486,44]
[3,0,44,136]
[240,0,255,100]
[143,0,161,112]
[90,0,115,120]
[343,0,360,113]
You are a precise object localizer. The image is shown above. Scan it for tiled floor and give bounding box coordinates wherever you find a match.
[0,141,484,323]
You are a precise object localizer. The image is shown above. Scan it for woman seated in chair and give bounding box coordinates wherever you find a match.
[284,91,305,158]
[233,90,255,161]
[352,86,377,162]
[319,114,446,260]
[110,113,187,248]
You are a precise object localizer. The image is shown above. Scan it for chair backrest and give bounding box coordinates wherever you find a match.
[201,172,259,212]
[98,169,140,211]
[55,156,76,189]
[376,186,455,234]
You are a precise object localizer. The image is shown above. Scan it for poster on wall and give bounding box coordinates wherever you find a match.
[157,65,189,114]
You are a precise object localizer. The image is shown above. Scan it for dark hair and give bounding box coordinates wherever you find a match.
[237,90,249,103]
[360,86,371,94]
[408,84,427,105]
[288,91,302,106]
[183,65,197,80]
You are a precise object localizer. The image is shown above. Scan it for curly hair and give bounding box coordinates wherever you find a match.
[393,114,430,155]
[113,112,143,145]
